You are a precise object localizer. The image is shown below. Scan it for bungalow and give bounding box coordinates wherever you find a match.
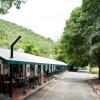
[0,48,67,100]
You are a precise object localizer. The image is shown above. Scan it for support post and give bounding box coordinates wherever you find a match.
[38,65,42,85]
[23,65,28,94]
[48,65,50,81]
[33,66,36,89]
[9,64,13,97]
[33,77,36,89]
[44,65,46,83]
[51,65,53,79]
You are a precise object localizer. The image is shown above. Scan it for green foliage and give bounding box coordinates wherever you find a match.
[91,67,98,74]
[60,7,90,67]
[0,19,54,57]
[53,41,66,62]
[31,47,40,56]
[91,43,100,63]
[55,0,100,69]
[0,0,26,14]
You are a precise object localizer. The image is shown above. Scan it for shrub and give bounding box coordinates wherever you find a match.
[91,67,99,74]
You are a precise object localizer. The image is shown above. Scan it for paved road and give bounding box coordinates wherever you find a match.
[25,72,97,100]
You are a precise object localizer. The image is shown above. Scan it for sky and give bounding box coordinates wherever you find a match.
[0,0,82,41]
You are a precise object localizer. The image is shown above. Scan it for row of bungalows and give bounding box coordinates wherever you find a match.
[0,48,67,100]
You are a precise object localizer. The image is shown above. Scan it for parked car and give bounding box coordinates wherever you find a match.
[68,67,78,72]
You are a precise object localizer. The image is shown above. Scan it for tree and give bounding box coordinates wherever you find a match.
[83,0,100,77]
[58,0,100,77]
[60,7,89,67]
[31,47,40,56]
[0,0,26,14]
[53,41,66,62]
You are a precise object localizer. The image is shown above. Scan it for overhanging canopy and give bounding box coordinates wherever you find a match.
[0,48,67,66]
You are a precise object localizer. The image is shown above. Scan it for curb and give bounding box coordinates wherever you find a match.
[23,71,67,100]
[57,71,68,79]
[23,79,54,100]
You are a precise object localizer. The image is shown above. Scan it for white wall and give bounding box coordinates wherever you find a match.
[34,65,38,76]
[41,65,44,74]
[0,61,9,75]
[26,64,30,77]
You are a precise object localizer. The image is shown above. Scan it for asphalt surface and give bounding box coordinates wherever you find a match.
[25,72,97,100]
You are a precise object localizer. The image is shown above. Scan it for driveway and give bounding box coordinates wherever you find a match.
[25,72,97,100]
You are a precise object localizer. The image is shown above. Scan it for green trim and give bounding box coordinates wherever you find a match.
[0,57,67,66]
[0,57,8,64]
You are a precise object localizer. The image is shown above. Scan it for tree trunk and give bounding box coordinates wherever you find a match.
[98,63,100,79]
[97,56,100,79]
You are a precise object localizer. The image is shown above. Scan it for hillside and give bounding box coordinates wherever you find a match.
[0,19,54,57]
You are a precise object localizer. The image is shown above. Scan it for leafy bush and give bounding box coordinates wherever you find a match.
[91,67,99,74]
